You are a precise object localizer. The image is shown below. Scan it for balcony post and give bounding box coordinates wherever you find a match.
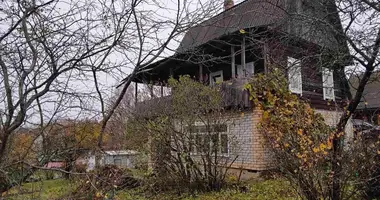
[150,84,154,99]
[231,45,235,78]
[264,42,269,73]
[160,82,164,97]
[241,37,246,77]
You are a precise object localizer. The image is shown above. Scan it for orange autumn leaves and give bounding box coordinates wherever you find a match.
[9,133,36,164]
[246,71,335,170]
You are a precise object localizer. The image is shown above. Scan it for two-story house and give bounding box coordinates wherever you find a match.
[131,0,353,172]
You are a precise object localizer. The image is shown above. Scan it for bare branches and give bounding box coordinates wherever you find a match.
[0,0,56,42]
[0,0,223,192]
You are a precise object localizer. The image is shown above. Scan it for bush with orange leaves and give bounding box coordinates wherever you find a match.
[245,70,379,200]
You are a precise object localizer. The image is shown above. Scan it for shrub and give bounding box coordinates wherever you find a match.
[131,76,238,193]
[245,70,380,200]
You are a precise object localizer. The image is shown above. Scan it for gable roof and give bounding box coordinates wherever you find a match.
[178,0,286,52]
[177,0,349,55]
[350,71,380,110]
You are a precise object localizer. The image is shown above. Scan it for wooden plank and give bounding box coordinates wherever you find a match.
[231,46,236,78]
[241,37,246,77]
[161,84,164,97]
[263,42,268,73]
[150,84,154,99]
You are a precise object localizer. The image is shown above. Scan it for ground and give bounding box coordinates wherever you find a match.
[4,179,75,200]
[3,178,297,200]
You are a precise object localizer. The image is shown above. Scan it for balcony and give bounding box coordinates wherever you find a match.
[134,78,251,118]
[219,78,251,108]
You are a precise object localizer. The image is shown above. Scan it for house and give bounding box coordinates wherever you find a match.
[350,71,380,125]
[131,0,353,172]
[45,161,65,169]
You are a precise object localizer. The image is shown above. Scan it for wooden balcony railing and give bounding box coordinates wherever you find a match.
[219,78,251,108]
[134,78,252,118]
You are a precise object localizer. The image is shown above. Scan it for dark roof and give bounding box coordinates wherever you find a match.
[123,0,349,85]
[350,71,380,110]
[178,0,286,52]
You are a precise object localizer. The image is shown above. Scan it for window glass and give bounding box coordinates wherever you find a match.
[114,159,122,166]
[322,67,335,100]
[196,134,203,153]
[189,134,195,153]
[186,124,229,155]
[213,124,227,132]
[221,134,228,154]
[211,134,219,152]
[288,57,302,94]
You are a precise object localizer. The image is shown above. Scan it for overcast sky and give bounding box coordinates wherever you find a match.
[2,0,376,126]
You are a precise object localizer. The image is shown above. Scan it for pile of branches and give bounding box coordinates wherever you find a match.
[70,165,140,199]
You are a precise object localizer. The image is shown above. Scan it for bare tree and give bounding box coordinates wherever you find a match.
[309,1,380,198]
[129,76,241,192]
[0,0,222,193]
[267,0,380,198]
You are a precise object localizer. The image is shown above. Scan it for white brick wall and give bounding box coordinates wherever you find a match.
[315,109,354,143]
[227,111,254,166]
[184,108,354,171]
[221,109,270,170]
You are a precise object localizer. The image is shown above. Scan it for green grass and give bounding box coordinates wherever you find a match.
[115,179,298,200]
[3,178,297,200]
[4,179,76,200]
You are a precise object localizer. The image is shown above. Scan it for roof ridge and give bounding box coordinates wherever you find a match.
[192,0,249,28]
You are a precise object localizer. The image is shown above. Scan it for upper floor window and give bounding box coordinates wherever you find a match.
[287,57,302,95]
[237,62,254,78]
[210,70,223,86]
[322,67,335,100]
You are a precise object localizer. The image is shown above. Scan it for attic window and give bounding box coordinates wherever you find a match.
[288,57,302,95]
[322,67,335,100]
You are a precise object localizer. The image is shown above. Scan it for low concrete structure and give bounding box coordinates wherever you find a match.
[85,150,140,171]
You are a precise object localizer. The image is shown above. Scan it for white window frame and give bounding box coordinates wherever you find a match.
[287,57,302,95]
[186,124,229,157]
[322,67,335,100]
[209,70,223,86]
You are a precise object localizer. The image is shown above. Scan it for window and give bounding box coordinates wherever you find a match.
[287,57,302,94]
[114,158,122,166]
[210,70,223,86]
[220,134,228,154]
[237,62,254,78]
[186,124,229,155]
[322,67,335,100]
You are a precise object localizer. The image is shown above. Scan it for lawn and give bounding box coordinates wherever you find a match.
[116,179,297,200]
[3,178,297,200]
[3,179,76,200]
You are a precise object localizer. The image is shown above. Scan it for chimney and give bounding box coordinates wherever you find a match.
[224,0,234,10]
